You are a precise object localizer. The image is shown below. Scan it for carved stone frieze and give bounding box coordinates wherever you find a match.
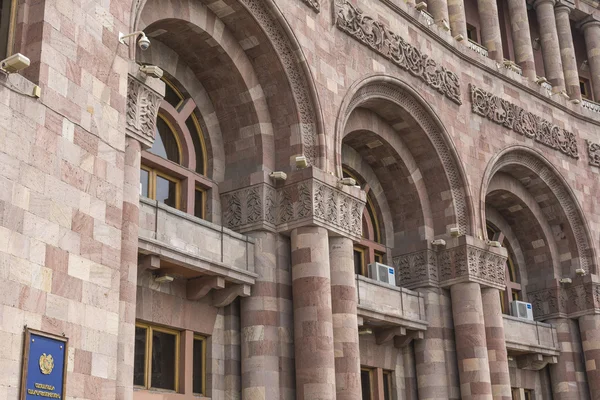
[220,174,365,239]
[392,249,438,289]
[587,139,600,167]
[335,0,462,104]
[126,76,163,149]
[436,243,506,289]
[528,282,600,320]
[469,84,579,159]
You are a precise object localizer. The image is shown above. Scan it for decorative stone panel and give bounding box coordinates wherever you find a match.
[587,139,600,167]
[393,249,438,289]
[220,168,366,240]
[335,0,462,104]
[126,71,164,149]
[528,281,600,320]
[469,84,579,159]
[437,242,506,289]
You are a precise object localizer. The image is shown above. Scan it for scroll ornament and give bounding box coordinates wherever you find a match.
[587,140,600,167]
[469,84,579,159]
[335,0,462,104]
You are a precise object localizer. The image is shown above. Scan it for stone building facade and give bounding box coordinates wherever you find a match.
[0,0,600,398]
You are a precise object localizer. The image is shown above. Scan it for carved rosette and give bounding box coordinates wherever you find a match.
[469,84,579,159]
[220,178,365,239]
[436,244,506,289]
[126,76,163,149]
[587,140,600,167]
[529,282,600,320]
[392,249,438,289]
[334,0,462,104]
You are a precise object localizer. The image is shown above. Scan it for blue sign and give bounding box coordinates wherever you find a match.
[21,329,68,400]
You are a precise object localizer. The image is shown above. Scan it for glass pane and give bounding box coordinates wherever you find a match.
[186,114,205,175]
[193,338,204,394]
[151,330,177,390]
[354,250,363,275]
[140,169,149,197]
[148,117,180,164]
[133,327,147,387]
[164,82,182,109]
[194,189,204,219]
[0,0,12,59]
[383,372,392,400]
[156,175,177,209]
[361,369,372,400]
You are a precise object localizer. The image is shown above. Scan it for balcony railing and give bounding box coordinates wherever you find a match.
[467,39,488,57]
[502,315,559,356]
[583,98,600,113]
[503,59,522,76]
[419,10,434,26]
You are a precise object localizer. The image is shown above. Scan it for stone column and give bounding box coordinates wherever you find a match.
[507,0,537,80]
[476,0,504,62]
[481,288,511,400]
[428,0,450,30]
[241,231,281,400]
[580,17,600,102]
[116,73,163,400]
[579,315,600,400]
[533,0,566,92]
[291,226,336,400]
[448,0,468,40]
[330,236,361,400]
[555,3,581,101]
[414,288,451,399]
[403,343,419,400]
[451,282,493,400]
[548,318,590,400]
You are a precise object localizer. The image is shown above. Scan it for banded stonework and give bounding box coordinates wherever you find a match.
[220,170,366,239]
[528,282,600,320]
[587,139,600,166]
[469,84,579,159]
[335,0,462,104]
[126,75,163,149]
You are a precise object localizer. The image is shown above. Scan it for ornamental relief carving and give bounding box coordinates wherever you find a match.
[126,77,162,148]
[587,140,600,167]
[221,180,365,238]
[392,249,438,288]
[528,283,600,319]
[469,84,579,159]
[335,0,462,104]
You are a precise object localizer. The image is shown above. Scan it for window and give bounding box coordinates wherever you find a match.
[344,168,387,278]
[134,323,180,391]
[0,0,16,59]
[140,166,181,210]
[467,24,478,43]
[524,389,533,400]
[581,78,592,100]
[512,388,534,400]
[141,76,210,219]
[487,223,522,315]
[361,368,374,400]
[193,335,206,395]
[382,370,393,400]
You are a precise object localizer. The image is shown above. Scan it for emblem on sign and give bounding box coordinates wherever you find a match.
[39,353,54,375]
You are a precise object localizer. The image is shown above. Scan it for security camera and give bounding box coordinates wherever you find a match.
[119,31,151,51]
[139,65,163,79]
[0,53,30,73]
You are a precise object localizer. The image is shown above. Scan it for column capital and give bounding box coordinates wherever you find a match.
[220,167,366,240]
[532,0,556,9]
[578,15,600,31]
[529,274,600,320]
[554,0,574,13]
[126,62,165,149]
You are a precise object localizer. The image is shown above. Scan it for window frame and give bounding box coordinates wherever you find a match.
[360,367,374,400]
[140,164,182,210]
[193,334,207,396]
[134,322,181,392]
[382,369,393,400]
[0,0,17,59]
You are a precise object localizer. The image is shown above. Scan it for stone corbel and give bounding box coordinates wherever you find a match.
[393,330,424,348]
[516,353,558,370]
[187,276,226,301]
[212,284,251,307]
[139,254,160,270]
[126,63,165,149]
[375,327,424,347]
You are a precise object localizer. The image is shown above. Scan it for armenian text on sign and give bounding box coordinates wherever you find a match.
[20,328,68,400]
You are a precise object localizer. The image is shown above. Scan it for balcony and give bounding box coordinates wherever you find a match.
[503,315,559,370]
[356,275,428,347]
[583,98,600,113]
[138,198,256,305]
[467,39,488,58]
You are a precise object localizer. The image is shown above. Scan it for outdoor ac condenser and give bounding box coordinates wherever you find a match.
[367,262,396,286]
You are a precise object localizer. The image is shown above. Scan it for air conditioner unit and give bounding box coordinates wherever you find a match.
[511,300,534,321]
[367,262,396,286]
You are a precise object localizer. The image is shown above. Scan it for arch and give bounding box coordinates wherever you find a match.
[481,145,597,275]
[130,0,324,170]
[335,75,474,236]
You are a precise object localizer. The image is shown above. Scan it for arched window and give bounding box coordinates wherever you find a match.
[343,169,387,277]
[487,223,522,314]
[140,76,210,220]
